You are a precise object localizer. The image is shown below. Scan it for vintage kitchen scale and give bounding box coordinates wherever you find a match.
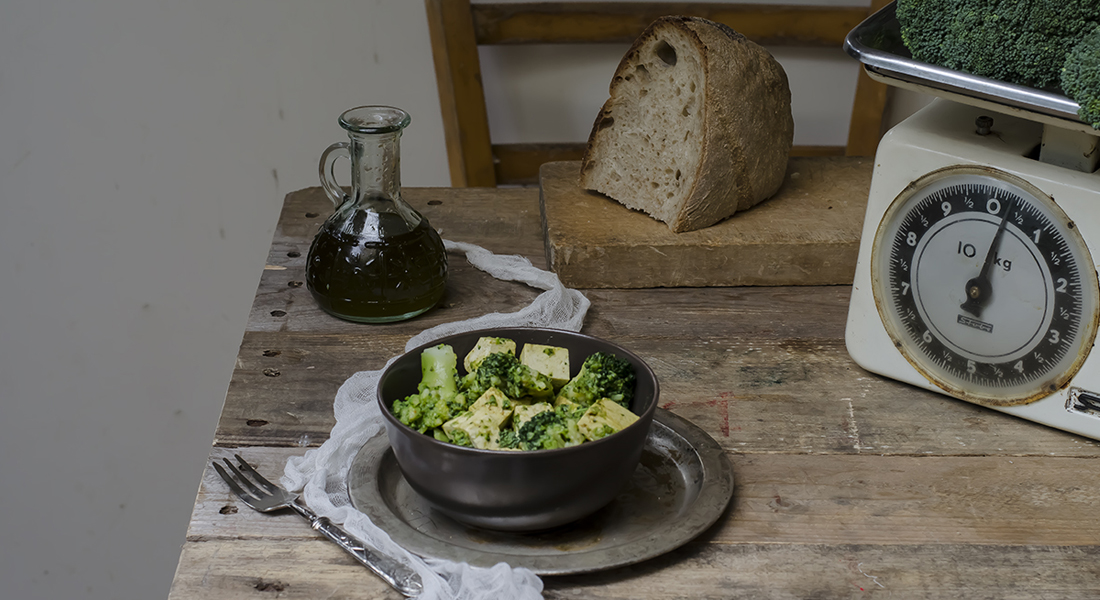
[843,4,1100,440]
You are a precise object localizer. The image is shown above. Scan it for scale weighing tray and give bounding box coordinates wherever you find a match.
[844,2,1092,133]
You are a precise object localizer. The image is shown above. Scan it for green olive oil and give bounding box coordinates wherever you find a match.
[309,106,448,323]
[306,209,447,323]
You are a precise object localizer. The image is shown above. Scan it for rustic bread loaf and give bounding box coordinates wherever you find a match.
[580,16,793,233]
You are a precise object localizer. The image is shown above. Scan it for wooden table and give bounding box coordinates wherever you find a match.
[168,186,1100,599]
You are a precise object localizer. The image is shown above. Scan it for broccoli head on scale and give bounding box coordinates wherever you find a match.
[1063,27,1100,130]
[896,0,1100,128]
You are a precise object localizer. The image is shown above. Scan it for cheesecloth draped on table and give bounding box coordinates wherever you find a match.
[282,240,591,599]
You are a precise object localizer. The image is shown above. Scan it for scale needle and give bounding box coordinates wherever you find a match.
[960,196,1017,318]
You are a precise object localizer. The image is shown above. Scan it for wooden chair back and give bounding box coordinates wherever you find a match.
[426,0,890,187]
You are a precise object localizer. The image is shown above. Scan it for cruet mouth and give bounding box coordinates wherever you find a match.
[339,105,411,135]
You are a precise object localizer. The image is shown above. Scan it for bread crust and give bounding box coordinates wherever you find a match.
[580,16,793,233]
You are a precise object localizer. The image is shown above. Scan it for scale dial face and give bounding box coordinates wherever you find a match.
[871,165,1100,406]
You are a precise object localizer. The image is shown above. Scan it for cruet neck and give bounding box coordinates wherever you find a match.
[340,106,411,204]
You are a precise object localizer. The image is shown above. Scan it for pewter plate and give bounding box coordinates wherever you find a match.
[347,408,733,576]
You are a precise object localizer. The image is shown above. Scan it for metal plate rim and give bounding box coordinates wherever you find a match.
[347,407,734,576]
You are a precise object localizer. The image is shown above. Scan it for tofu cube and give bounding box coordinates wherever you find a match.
[553,395,580,408]
[512,402,554,431]
[519,343,570,389]
[442,387,515,449]
[463,337,517,373]
[577,398,639,441]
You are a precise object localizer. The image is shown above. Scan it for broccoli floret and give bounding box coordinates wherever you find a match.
[392,344,470,433]
[514,406,585,451]
[419,343,460,393]
[555,352,636,408]
[497,428,521,449]
[1062,26,1100,128]
[447,428,473,447]
[896,0,1100,118]
[392,387,470,433]
[459,351,555,400]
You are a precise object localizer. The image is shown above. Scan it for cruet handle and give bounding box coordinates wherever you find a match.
[318,141,350,208]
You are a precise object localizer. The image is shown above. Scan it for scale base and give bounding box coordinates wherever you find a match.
[846,99,1100,441]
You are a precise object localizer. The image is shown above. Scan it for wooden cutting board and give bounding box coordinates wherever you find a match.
[539,158,873,288]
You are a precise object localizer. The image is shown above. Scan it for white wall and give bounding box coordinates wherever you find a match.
[0,2,448,598]
[0,1,922,598]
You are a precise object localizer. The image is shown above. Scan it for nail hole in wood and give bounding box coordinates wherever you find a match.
[254,580,287,592]
[288,281,303,288]
[270,310,287,317]
[262,350,281,357]
[287,250,301,258]
[246,419,269,427]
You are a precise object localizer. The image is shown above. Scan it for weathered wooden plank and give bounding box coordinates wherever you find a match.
[214,332,397,448]
[540,159,872,288]
[472,2,870,47]
[175,180,1100,599]
[271,186,543,254]
[245,251,545,335]
[169,539,403,600]
[247,186,546,333]
[493,142,587,186]
[541,543,1100,600]
[216,283,1100,455]
[191,448,1100,548]
[491,143,850,186]
[189,448,312,540]
[579,285,854,340]
[425,0,496,187]
[172,536,1100,600]
[580,287,1100,456]
[726,454,1100,546]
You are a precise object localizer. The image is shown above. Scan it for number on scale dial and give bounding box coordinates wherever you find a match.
[872,165,1099,406]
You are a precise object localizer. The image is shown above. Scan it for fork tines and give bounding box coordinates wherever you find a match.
[213,454,275,502]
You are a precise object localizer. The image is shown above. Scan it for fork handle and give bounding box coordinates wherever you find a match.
[289,503,423,597]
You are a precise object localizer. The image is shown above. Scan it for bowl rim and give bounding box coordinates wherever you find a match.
[376,326,660,455]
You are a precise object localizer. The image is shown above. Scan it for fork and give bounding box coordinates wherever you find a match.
[213,454,423,597]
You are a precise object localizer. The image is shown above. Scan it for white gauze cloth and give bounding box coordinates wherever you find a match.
[282,240,591,599]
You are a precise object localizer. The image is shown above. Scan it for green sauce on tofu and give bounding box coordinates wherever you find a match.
[399,338,639,451]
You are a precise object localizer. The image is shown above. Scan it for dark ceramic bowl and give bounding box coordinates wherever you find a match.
[377,327,659,532]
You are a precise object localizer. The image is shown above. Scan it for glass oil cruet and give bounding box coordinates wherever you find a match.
[306,106,447,323]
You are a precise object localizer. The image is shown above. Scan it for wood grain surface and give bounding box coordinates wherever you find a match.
[540,159,873,288]
[169,186,1100,600]
[471,2,871,46]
